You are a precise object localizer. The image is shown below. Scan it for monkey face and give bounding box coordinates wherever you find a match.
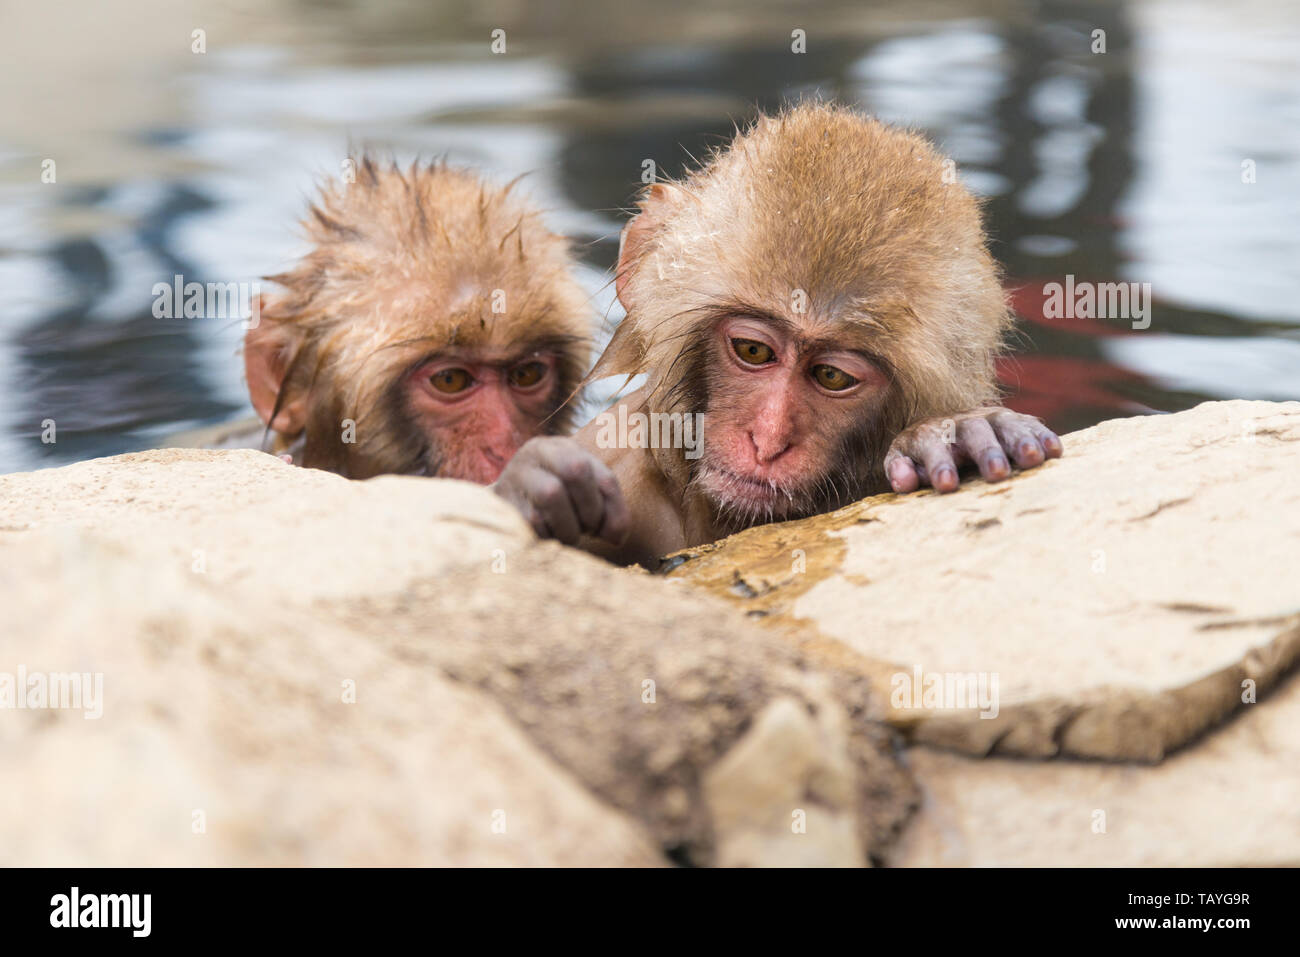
[594,105,1014,536]
[694,315,890,527]
[402,348,565,484]
[245,160,595,483]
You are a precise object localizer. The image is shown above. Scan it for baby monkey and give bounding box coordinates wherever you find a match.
[494,103,1062,565]
[242,157,592,482]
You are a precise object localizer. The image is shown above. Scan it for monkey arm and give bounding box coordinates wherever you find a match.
[883,408,1063,494]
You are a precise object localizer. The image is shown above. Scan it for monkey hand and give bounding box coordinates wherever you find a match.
[491,437,631,546]
[884,408,1063,494]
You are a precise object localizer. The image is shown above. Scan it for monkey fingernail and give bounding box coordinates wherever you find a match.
[934,466,959,491]
[983,454,1010,480]
[1018,442,1045,466]
[887,460,918,493]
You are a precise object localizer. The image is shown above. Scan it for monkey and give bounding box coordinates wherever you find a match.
[492,103,1063,566]
[236,156,593,482]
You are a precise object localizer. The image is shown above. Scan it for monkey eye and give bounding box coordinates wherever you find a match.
[732,338,775,365]
[430,368,473,393]
[508,361,549,389]
[812,364,858,391]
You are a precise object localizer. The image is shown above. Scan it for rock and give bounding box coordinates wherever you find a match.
[666,400,1300,764]
[892,670,1300,866]
[703,694,863,867]
[324,543,918,865]
[0,449,916,866]
[0,448,533,600]
[5,399,1297,867]
[0,530,661,866]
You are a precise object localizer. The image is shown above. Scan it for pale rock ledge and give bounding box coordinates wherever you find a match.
[664,399,1300,866]
[1,399,1296,866]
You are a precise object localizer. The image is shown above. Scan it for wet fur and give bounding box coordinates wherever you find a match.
[258,156,593,477]
[595,102,1009,519]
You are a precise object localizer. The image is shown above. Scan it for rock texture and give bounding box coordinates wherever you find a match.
[1,533,660,866]
[2,399,1297,866]
[0,447,533,598]
[893,671,1300,866]
[0,449,914,867]
[666,400,1300,764]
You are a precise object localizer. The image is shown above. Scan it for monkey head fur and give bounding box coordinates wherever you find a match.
[596,102,1010,529]
[245,157,593,481]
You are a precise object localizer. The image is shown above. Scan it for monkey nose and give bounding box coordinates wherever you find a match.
[748,431,791,465]
[480,446,508,473]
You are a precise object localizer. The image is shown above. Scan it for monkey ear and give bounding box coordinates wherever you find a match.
[615,183,678,308]
[244,308,308,435]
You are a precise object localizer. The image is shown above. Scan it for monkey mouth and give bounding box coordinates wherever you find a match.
[422,448,509,485]
[698,465,803,523]
[454,457,507,485]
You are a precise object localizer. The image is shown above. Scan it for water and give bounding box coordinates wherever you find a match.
[2,0,1297,473]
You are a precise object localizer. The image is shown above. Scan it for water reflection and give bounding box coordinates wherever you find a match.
[0,0,1296,471]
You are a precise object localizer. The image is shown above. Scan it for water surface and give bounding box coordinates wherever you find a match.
[1,0,1296,472]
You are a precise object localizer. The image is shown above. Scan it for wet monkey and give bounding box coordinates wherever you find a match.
[494,103,1063,565]
[242,157,593,482]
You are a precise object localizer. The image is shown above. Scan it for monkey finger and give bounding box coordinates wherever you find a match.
[557,456,607,537]
[956,417,1011,482]
[593,469,631,545]
[989,413,1047,470]
[884,451,921,494]
[529,438,618,539]
[916,441,961,493]
[506,499,547,540]
[1035,424,1065,459]
[491,465,541,535]
[528,468,583,545]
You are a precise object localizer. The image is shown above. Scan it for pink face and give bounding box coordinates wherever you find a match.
[405,350,561,483]
[696,317,889,521]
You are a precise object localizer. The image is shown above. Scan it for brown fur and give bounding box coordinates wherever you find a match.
[593,102,1010,517]
[253,156,593,477]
